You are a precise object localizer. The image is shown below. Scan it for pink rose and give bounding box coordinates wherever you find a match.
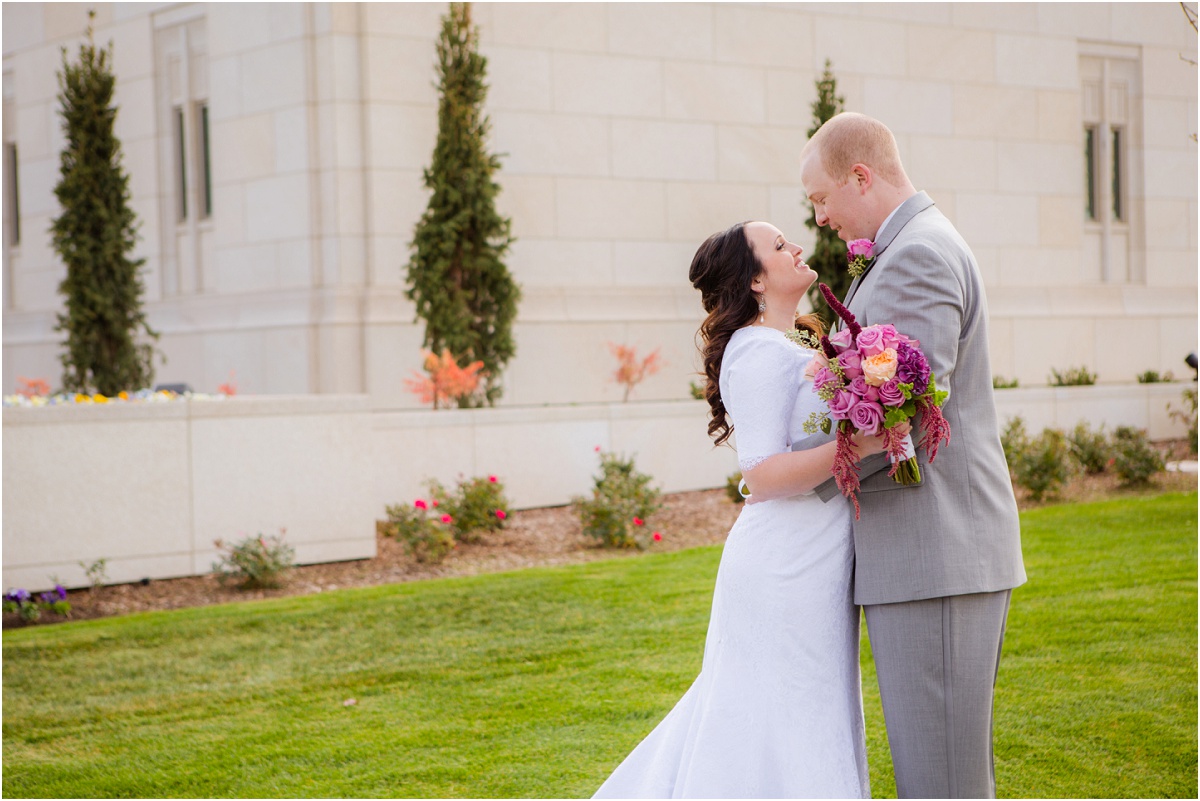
[850,400,885,436]
[837,349,863,380]
[827,329,854,352]
[878,378,906,407]
[862,348,899,387]
[876,324,906,353]
[813,366,841,392]
[848,376,870,397]
[847,238,875,259]
[827,389,858,421]
[804,351,830,379]
[864,385,881,403]
[856,325,887,357]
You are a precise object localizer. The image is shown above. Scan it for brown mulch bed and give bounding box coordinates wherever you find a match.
[8,449,1196,628]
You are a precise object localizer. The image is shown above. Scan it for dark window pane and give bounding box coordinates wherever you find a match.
[1084,126,1096,221]
[5,143,18,245]
[1111,127,1122,221]
[175,106,187,221]
[199,104,212,219]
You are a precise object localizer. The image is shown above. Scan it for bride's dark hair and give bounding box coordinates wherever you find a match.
[688,222,825,447]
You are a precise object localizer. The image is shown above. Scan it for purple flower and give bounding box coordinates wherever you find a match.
[827,389,859,421]
[896,342,931,396]
[837,349,863,380]
[850,400,886,436]
[848,376,870,397]
[827,329,854,352]
[55,585,67,601]
[813,366,842,392]
[878,378,907,407]
[39,591,55,605]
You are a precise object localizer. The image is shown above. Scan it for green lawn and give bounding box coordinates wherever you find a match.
[4,492,1196,798]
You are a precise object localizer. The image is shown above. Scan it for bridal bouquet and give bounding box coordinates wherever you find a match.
[803,284,950,518]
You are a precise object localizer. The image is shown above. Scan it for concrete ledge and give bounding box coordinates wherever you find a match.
[5,384,1189,593]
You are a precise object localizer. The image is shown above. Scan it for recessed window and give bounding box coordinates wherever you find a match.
[197,102,211,219]
[4,142,18,246]
[174,106,187,222]
[1084,126,1097,221]
[1110,126,1123,222]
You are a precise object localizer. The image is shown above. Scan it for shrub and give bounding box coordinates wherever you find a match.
[1049,366,1097,386]
[1067,421,1112,475]
[1136,370,1174,384]
[428,474,510,544]
[608,343,663,402]
[1010,428,1075,502]
[1000,415,1029,473]
[79,557,109,594]
[3,585,71,623]
[689,380,706,400]
[725,471,746,505]
[573,451,662,549]
[405,349,486,410]
[1168,387,1198,456]
[1110,426,1165,487]
[385,499,456,564]
[213,531,295,589]
[992,375,1020,389]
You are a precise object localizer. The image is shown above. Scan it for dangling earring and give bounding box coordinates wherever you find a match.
[757,294,766,324]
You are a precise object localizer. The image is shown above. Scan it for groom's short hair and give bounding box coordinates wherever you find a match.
[803,112,906,186]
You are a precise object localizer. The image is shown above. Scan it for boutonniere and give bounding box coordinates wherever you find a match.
[846,238,876,278]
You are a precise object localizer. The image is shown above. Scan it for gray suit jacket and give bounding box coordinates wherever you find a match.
[806,192,1027,605]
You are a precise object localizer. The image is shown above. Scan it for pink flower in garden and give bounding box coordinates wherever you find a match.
[414,499,428,510]
[441,514,453,524]
[432,500,439,507]
[594,445,602,453]
[495,509,507,520]
[652,532,662,542]
[632,517,644,527]
[488,475,498,483]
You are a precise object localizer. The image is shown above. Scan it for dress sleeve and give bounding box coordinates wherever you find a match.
[721,334,805,473]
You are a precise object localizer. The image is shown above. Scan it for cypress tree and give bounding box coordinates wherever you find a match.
[51,13,159,395]
[406,2,519,407]
[804,59,850,330]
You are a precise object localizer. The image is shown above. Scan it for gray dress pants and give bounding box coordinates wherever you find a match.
[864,589,1012,798]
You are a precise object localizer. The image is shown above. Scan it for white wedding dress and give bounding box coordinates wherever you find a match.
[593,326,870,799]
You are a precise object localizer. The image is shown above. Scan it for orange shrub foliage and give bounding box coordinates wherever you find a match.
[608,343,663,402]
[405,349,486,409]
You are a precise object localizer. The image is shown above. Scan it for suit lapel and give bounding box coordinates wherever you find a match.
[839,192,937,315]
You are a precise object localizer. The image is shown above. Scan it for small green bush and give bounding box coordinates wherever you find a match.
[992,375,1020,389]
[725,471,746,505]
[1010,428,1075,502]
[1049,366,1097,386]
[573,451,662,549]
[688,380,706,400]
[384,500,457,564]
[1001,415,1029,472]
[3,586,71,623]
[1168,387,1197,456]
[1110,426,1165,487]
[213,532,295,589]
[1136,370,1173,384]
[429,474,510,544]
[1067,421,1112,475]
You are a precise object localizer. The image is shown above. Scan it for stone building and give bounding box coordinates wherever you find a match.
[3,2,1197,407]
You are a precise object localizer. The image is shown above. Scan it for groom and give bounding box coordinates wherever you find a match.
[798,112,1026,798]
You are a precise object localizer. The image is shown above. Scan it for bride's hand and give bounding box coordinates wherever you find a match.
[851,421,912,456]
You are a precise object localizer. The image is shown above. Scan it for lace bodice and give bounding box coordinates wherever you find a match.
[718,326,835,474]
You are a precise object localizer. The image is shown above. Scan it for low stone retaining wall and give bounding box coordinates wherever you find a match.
[4,384,1190,592]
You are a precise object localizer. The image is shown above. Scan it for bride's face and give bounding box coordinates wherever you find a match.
[745,222,815,299]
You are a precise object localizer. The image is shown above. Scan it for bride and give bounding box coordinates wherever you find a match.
[593,221,901,799]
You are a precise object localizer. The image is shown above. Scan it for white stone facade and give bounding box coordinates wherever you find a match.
[2,2,1197,407]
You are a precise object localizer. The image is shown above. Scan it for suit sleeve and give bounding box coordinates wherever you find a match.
[867,240,964,400]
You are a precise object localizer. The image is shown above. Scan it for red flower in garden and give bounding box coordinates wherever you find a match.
[488,475,498,483]
[632,517,644,526]
[432,500,439,507]
[441,514,453,524]
[414,499,428,510]
[495,510,507,520]
[594,445,601,453]
[653,532,662,542]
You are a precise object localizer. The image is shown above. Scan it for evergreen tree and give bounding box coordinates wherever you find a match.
[804,59,850,330]
[406,2,519,407]
[51,13,159,396]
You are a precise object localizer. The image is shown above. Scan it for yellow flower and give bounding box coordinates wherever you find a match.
[93,394,109,403]
[74,393,91,404]
[118,391,129,400]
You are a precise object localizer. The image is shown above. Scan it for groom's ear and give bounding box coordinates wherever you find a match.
[849,163,872,192]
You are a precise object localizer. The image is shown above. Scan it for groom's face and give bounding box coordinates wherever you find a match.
[800,154,871,243]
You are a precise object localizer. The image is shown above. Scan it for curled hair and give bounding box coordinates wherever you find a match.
[689,223,824,446]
